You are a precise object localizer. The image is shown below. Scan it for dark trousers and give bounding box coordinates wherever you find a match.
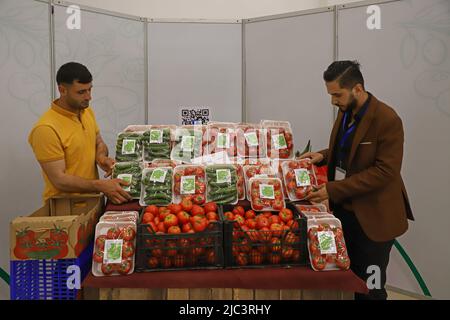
[334,207,394,300]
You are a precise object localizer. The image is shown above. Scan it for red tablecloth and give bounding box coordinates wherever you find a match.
[83,267,368,293]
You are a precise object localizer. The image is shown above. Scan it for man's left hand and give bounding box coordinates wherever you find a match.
[305,184,329,203]
[97,157,115,178]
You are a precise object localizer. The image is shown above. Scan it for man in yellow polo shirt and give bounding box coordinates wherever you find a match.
[29,62,131,204]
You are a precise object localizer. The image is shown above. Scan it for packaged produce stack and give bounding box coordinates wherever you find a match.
[94,119,350,274]
[92,211,138,277]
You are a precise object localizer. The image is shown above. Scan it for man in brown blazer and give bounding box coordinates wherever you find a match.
[302,60,414,300]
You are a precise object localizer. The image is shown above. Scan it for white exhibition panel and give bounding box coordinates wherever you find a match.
[147,22,242,125]
[54,5,146,158]
[339,0,450,299]
[0,0,51,299]
[245,11,335,153]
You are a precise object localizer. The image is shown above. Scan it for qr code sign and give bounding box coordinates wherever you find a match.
[181,108,210,125]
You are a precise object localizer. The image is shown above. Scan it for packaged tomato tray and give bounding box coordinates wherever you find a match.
[243,165,277,200]
[270,159,290,199]
[170,126,203,164]
[205,164,238,205]
[100,211,139,223]
[261,120,294,160]
[222,203,307,268]
[135,202,224,271]
[236,123,267,158]
[140,167,173,206]
[115,131,144,162]
[112,161,143,199]
[281,159,318,201]
[307,217,350,271]
[205,122,238,157]
[173,165,207,205]
[92,221,137,277]
[295,204,333,219]
[142,125,175,162]
[248,177,285,211]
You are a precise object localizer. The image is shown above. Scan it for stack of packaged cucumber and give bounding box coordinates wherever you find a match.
[92,121,351,276]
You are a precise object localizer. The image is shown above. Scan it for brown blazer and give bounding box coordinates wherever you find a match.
[320,95,414,242]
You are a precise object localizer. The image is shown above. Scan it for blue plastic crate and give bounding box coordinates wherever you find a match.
[10,242,93,300]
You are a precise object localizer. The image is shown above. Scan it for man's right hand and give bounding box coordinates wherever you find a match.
[96,179,132,204]
[298,152,324,164]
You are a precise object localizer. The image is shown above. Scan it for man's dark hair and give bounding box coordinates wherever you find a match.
[323,60,364,90]
[56,62,92,85]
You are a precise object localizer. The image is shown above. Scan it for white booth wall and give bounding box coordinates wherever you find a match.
[1,0,449,300]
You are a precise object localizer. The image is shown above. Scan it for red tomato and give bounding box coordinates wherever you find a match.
[93,250,104,263]
[268,254,281,264]
[235,252,248,266]
[335,255,350,270]
[204,202,217,213]
[270,238,281,253]
[119,226,136,241]
[160,256,172,268]
[174,255,186,268]
[181,198,193,212]
[147,257,159,268]
[145,205,159,215]
[95,235,107,250]
[312,256,327,271]
[182,223,193,233]
[177,211,191,225]
[165,241,178,256]
[268,215,281,225]
[246,219,257,229]
[282,247,294,260]
[255,216,270,230]
[164,214,179,228]
[272,199,284,211]
[106,228,120,240]
[206,211,218,221]
[191,205,205,216]
[192,194,206,205]
[224,212,235,221]
[191,216,208,232]
[122,241,135,258]
[206,250,216,265]
[142,212,155,224]
[249,250,263,265]
[168,204,182,214]
[279,208,294,223]
[101,263,115,275]
[259,227,272,242]
[270,223,283,238]
[244,210,256,220]
[168,226,181,234]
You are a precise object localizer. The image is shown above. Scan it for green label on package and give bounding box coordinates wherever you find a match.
[244,132,259,147]
[216,169,231,183]
[181,136,195,152]
[150,168,167,183]
[149,129,163,144]
[104,239,123,264]
[259,184,275,199]
[217,133,230,149]
[318,231,337,255]
[117,174,132,192]
[181,175,196,194]
[272,133,287,150]
[122,139,136,154]
[294,169,311,187]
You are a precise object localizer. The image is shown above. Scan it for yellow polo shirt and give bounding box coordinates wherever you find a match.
[28,101,100,202]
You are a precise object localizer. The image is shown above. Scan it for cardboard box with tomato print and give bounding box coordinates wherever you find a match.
[10,194,104,260]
